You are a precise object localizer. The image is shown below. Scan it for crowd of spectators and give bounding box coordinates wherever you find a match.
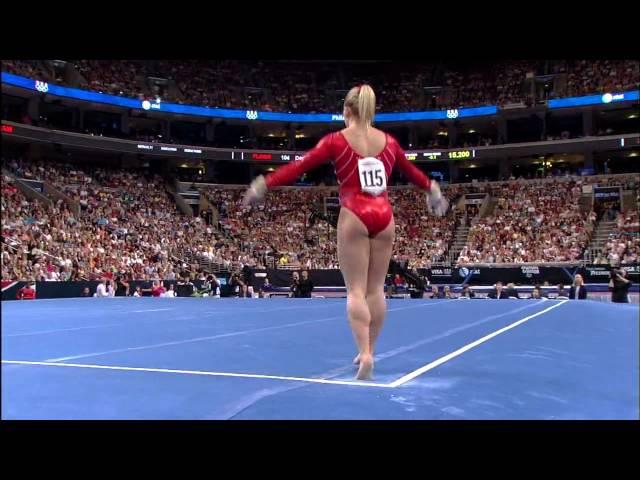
[72,60,142,98]
[2,155,638,282]
[559,60,639,99]
[3,59,40,79]
[4,59,637,113]
[2,158,239,282]
[595,210,639,265]
[441,61,536,108]
[205,186,459,270]
[457,179,598,263]
[204,186,338,269]
[455,173,639,266]
[391,189,456,268]
[1,175,88,282]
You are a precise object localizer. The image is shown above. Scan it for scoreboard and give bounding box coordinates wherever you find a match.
[406,150,476,161]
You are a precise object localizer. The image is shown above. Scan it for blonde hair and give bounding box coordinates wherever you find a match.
[344,84,376,126]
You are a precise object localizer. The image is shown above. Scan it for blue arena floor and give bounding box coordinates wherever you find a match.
[2,297,638,420]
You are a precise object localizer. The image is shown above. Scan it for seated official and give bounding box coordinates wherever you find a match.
[556,284,569,299]
[488,281,509,299]
[459,284,476,299]
[530,286,545,299]
[505,283,520,299]
[428,285,444,299]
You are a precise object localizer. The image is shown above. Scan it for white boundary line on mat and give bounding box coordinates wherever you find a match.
[0,360,393,388]
[4,299,561,389]
[387,299,568,388]
[2,324,121,338]
[130,309,175,313]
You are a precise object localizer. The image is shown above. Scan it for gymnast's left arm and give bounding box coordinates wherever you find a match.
[243,134,335,206]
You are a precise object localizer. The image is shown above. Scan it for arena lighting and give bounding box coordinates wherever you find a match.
[548,89,639,108]
[5,74,636,120]
[0,72,499,123]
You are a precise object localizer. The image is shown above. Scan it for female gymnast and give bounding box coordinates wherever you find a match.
[243,85,448,379]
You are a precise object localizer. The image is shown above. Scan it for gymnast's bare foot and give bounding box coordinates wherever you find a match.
[353,354,360,365]
[356,354,373,380]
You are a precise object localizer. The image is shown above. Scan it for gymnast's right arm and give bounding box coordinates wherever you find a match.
[391,138,432,192]
[243,134,335,205]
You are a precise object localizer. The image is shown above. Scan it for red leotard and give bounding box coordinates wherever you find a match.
[265,131,432,236]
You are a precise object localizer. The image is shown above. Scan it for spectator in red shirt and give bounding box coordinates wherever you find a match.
[151,281,166,297]
[16,282,36,300]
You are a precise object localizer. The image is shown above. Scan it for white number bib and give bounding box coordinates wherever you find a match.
[357,157,387,196]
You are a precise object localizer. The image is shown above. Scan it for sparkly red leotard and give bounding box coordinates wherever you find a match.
[265,131,432,237]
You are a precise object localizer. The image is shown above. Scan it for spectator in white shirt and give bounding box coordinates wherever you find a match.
[95,279,109,297]
[45,267,60,281]
[207,274,221,298]
[163,284,177,297]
